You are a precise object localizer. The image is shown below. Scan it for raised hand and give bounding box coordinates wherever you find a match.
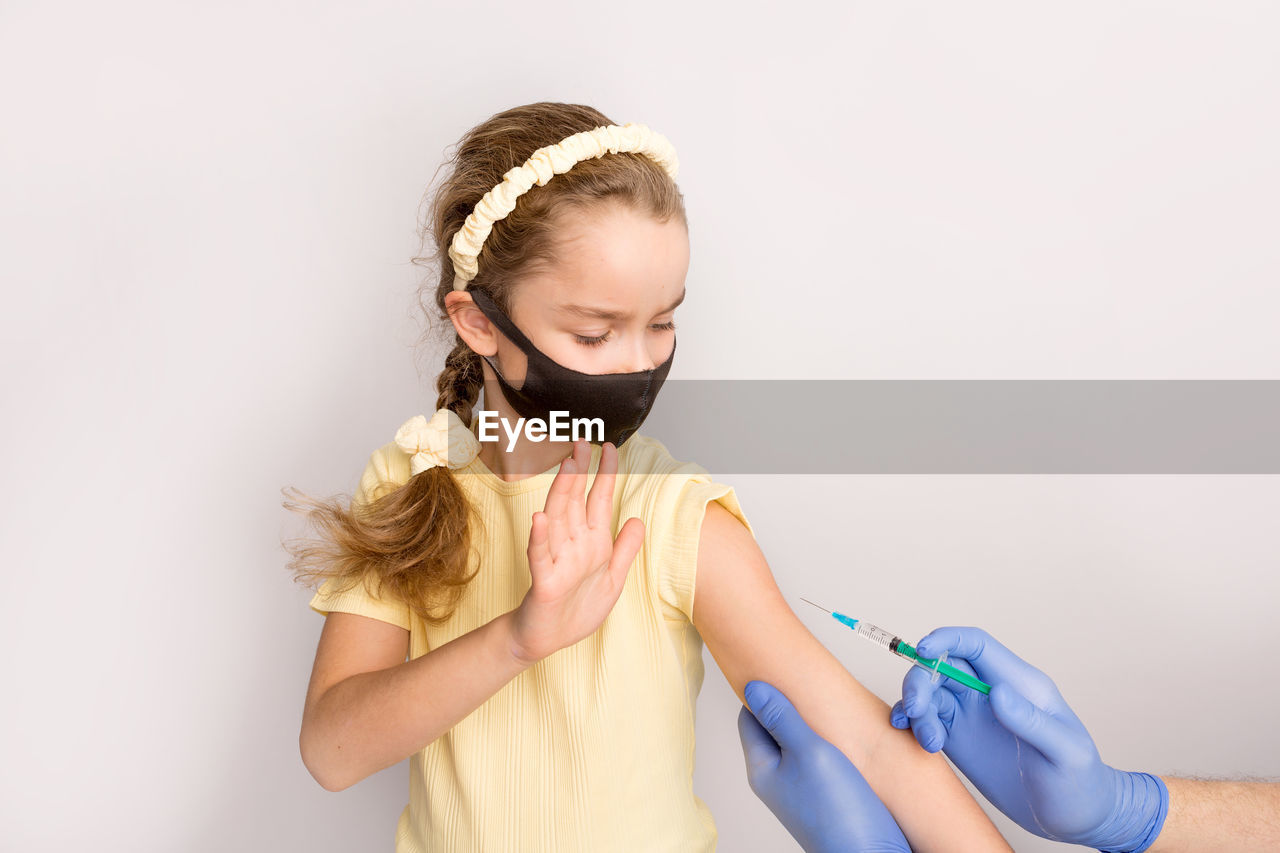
[509,440,645,666]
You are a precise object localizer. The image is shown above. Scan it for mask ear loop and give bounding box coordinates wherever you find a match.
[466,289,524,388]
[468,288,538,352]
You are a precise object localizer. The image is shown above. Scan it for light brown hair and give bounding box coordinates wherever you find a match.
[281,102,687,625]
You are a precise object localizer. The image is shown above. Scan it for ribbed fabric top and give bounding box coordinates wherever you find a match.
[309,433,755,852]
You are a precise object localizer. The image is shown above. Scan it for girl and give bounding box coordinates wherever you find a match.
[283,102,1010,852]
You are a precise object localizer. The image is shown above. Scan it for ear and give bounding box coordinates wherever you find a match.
[444,290,498,357]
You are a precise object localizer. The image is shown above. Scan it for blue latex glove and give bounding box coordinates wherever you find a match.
[890,627,1169,852]
[739,680,910,853]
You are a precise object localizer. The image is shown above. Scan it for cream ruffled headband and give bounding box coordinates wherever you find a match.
[447,121,680,291]
[395,409,480,475]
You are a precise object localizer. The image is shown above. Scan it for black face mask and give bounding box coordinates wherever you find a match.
[468,288,675,447]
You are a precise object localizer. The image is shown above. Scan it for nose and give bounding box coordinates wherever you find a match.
[616,338,656,374]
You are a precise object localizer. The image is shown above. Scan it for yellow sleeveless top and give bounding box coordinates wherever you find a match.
[308,433,755,852]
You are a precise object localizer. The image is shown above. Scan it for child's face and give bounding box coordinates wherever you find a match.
[452,202,688,384]
[512,202,687,376]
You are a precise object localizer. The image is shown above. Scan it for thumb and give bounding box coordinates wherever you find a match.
[989,682,1079,765]
[743,680,820,753]
[737,704,781,779]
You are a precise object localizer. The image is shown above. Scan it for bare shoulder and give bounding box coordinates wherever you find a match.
[692,500,787,637]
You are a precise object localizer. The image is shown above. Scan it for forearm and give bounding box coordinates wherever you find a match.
[1148,777,1280,852]
[301,609,530,791]
[702,622,1006,843]
[857,693,1010,853]
[765,649,1009,852]
[691,504,1008,849]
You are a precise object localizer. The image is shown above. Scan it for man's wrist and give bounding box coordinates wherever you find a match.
[1097,771,1169,853]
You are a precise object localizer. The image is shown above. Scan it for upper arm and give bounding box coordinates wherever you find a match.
[302,612,409,725]
[690,501,889,764]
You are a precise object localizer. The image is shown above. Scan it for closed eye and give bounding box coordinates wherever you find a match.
[574,321,676,348]
[574,332,611,347]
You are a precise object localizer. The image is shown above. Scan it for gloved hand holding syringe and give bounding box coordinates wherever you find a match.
[800,598,991,695]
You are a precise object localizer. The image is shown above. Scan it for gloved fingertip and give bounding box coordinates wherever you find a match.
[916,627,949,658]
[925,721,948,752]
[743,680,764,714]
[913,721,942,753]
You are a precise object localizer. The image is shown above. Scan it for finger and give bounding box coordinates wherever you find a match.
[900,665,940,719]
[901,669,951,752]
[916,626,1048,689]
[585,441,618,531]
[988,682,1084,766]
[566,441,588,534]
[737,703,781,780]
[543,456,575,552]
[742,680,820,752]
[527,511,552,576]
[908,702,947,753]
[543,455,575,514]
[890,700,909,729]
[606,517,644,588]
[932,682,959,730]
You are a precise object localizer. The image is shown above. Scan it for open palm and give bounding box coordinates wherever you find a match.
[510,440,645,665]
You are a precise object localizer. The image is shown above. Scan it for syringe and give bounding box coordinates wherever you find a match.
[800,597,991,695]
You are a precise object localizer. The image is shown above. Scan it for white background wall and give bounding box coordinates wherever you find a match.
[2,1,1276,850]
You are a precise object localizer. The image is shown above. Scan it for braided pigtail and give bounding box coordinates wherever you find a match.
[436,338,485,427]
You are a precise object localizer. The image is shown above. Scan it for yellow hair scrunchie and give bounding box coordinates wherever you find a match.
[393,408,481,475]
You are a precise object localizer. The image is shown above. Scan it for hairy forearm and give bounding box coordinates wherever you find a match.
[301,610,530,791]
[1148,777,1280,852]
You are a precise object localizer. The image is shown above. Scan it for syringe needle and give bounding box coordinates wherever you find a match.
[799,597,831,614]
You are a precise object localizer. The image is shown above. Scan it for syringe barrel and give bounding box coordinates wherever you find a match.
[853,621,898,651]
[847,620,952,687]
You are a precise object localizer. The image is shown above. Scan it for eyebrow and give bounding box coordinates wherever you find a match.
[558,288,686,322]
